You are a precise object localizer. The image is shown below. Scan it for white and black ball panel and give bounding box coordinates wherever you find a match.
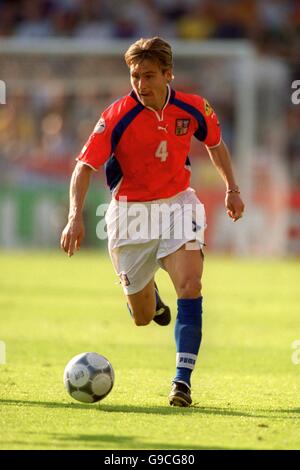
[91,372,111,395]
[71,391,94,403]
[66,375,93,395]
[86,352,109,370]
[66,352,89,368]
[68,364,90,387]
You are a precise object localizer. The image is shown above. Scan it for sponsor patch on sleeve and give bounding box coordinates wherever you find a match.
[204,99,213,116]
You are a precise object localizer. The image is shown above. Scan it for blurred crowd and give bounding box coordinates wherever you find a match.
[0,0,299,56]
[0,0,299,187]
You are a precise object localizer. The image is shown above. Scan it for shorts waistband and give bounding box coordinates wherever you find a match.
[111,187,195,206]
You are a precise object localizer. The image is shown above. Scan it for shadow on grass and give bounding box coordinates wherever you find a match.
[1,398,299,419]
[0,434,139,450]
[279,409,300,414]
[12,432,234,450]
[99,404,300,420]
[0,398,97,411]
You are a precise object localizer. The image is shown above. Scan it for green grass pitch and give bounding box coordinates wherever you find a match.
[0,250,299,450]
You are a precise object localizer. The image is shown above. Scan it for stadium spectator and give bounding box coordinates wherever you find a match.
[0,0,298,199]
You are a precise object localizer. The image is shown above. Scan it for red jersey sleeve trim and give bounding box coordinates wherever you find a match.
[75,159,98,171]
[206,137,222,149]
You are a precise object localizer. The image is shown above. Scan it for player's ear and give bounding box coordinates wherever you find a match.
[165,69,173,83]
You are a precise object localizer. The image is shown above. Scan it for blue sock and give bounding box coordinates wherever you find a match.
[174,297,203,388]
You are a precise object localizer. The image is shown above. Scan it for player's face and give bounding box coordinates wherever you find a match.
[130,59,172,111]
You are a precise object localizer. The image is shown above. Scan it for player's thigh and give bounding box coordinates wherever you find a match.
[160,242,204,298]
[108,241,158,323]
[126,277,156,325]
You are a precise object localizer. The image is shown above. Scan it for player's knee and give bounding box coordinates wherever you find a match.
[177,277,202,298]
[131,306,154,326]
[133,315,152,326]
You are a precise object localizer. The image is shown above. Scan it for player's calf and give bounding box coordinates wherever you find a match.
[127,300,156,326]
[176,277,202,299]
[126,279,156,326]
[127,281,171,326]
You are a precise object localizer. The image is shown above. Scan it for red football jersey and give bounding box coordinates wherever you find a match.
[77,86,221,201]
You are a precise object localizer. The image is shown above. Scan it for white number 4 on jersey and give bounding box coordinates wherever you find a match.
[155,140,168,162]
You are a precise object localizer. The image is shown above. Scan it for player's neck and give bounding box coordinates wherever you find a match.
[150,86,169,111]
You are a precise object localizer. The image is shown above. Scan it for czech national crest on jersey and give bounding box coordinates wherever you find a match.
[175,119,190,136]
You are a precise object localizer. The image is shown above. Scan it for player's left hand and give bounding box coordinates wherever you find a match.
[225,193,245,222]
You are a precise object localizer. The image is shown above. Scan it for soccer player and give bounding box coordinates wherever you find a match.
[61,37,244,407]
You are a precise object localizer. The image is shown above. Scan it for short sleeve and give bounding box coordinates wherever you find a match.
[193,96,222,148]
[76,112,113,171]
[202,98,221,148]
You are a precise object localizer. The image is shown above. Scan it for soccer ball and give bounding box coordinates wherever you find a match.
[63,352,114,403]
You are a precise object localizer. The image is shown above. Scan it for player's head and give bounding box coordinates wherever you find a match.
[125,37,174,110]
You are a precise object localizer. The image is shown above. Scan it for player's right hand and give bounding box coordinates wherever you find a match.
[60,216,85,257]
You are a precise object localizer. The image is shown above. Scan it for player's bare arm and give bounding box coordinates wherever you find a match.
[61,162,93,257]
[207,139,245,221]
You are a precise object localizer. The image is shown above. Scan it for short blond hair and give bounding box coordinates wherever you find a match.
[124,37,173,72]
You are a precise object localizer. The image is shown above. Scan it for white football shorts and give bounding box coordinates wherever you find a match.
[105,188,206,295]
